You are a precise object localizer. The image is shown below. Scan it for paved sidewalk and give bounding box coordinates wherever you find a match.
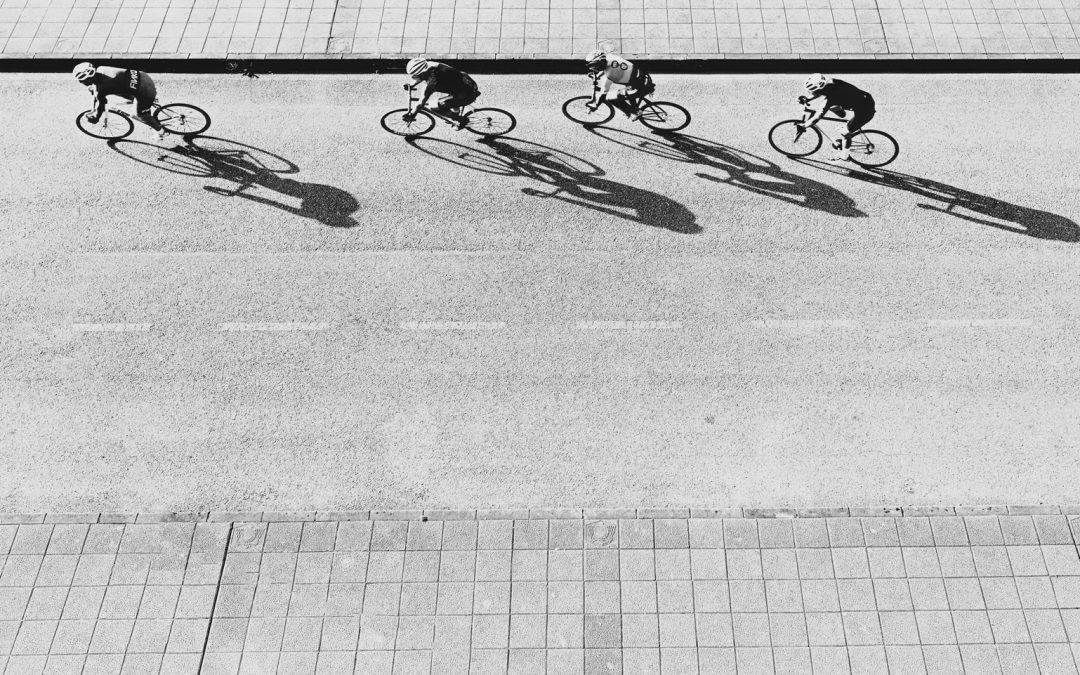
[1,508,1080,673]
[1,0,1079,61]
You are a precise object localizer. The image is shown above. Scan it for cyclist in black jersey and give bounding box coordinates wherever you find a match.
[72,62,165,139]
[799,73,876,162]
[403,58,480,128]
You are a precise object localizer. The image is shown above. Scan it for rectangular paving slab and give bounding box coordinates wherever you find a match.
[2,0,1079,60]
[0,509,1079,673]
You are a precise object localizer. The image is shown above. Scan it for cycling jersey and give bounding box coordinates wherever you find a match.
[90,65,157,115]
[424,62,479,97]
[595,55,652,96]
[818,79,874,111]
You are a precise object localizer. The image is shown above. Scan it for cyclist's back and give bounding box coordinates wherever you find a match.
[425,62,477,96]
[89,66,156,107]
[817,78,873,110]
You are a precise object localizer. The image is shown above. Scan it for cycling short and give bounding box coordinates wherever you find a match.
[433,88,478,111]
[128,71,157,114]
[433,75,480,111]
[846,102,876,135]
[628,69,655,95]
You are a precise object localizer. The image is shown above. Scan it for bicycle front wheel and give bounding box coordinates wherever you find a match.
[155,104,211,136]
[76,110,133,140]
[849,130,899,168]
[464,108,516,137]
[380,109,435,137]
[768,120,822,157]
[638,101,691,133]
[562,96,615,126]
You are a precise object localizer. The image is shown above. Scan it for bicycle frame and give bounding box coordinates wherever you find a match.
[802,106,855,146]
[404,85,474,122]
[587,72,650,111]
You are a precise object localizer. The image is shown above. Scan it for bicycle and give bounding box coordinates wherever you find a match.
[768,102,898,168]
[380,85,516,138]
[76,99,211,140]
[562,73,691,133]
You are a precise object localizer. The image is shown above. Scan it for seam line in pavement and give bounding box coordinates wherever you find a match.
[199,521,232,673]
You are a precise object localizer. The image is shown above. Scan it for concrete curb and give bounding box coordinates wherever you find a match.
[1,55,1079,75]
[3,505,1078,524]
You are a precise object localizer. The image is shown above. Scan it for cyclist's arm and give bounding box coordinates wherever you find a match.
[91,87,107,118]
[592,74,614,103]
[802,95,830,127]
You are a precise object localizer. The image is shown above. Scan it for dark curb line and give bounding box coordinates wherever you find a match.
[2,505,1079,524]
[2,56,1079,75]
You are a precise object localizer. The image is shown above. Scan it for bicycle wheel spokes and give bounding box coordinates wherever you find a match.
[767,120,823,158]
[155,103,211,135]
[380,109,436,137]
[637,101,691,133]
[75,110,134,140]
[562,96,615,126]
[464,108,516,137]
[848,130,900,168]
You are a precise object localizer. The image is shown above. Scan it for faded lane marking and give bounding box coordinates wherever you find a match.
[754,319,857,329]
[927,319,1034,328]
[219,322,334,331]
[575,321,683,330]
[401,321,507,330]
[69,323,151,332]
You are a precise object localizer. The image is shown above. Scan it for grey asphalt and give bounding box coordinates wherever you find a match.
[1,73,1078,513]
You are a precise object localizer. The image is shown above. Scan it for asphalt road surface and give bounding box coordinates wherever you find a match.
[1,73,1078,512]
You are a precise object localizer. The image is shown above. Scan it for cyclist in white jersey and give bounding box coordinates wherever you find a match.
[584,50,655,119]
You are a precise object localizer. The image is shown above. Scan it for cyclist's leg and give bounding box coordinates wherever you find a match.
[843,106,876,149]
[133,73,162,131]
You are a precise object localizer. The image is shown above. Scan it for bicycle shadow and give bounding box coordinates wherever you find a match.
[405,136,701,234]
[800,159,1080,242]
[586,127,865,218]
[107,136,360,228]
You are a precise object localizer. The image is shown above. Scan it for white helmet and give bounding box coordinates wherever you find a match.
[804,73,829,92]
[585,50,607,69]
[73,62,96,83]
[406,58,431,78]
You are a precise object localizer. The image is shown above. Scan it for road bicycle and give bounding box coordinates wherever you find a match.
[562,73,691,133]
[381,85,516,138]
[76,99,211,140]
[768,103,898,168]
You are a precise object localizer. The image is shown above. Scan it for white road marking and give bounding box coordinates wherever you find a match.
[927,319,1034,328]
[575,321,683,330]
[69,323,151,332]
[755,319,857,329]
[218,322,334,332]
[401,321,507,331]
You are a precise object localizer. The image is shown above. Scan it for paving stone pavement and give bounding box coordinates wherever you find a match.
[1,510,1080,674]
[2,0,1080,61]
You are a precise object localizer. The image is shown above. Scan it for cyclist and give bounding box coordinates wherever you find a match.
[404,58,480,127]
[798,73,876,162]
[73,62,166,140]
[585,50,655,119]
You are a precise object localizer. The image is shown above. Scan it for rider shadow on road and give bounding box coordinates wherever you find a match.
[108,137,360,228]
[404,136,701,234]
[797,160,1079,242]
[586,127,866,219]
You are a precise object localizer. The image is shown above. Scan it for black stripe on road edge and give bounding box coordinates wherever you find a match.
[2,56,1080,76]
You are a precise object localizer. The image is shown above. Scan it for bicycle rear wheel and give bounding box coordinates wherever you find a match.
[155,104,212,136]
[637,101,691,133]
[562,96,615,126]
[849,130,899,168]
[464,108,516,137]
[76,110,134,140]
[380,109,436,137]
[768,120,822,157]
